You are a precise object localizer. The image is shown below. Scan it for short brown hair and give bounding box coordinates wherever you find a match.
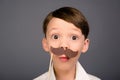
[43,7,89,39]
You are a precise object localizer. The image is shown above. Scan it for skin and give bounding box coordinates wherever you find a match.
[42,17,90,80]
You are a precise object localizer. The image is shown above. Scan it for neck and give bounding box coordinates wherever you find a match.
[54,65,76,80]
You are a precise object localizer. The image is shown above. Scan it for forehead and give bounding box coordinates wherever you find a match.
[47,18,82,33]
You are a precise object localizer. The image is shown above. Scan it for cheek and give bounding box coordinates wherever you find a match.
[70,41,84,52]
[47,40,60,49]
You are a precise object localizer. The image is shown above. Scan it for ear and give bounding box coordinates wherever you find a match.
[42,38,49,52]
[81,39,90,53]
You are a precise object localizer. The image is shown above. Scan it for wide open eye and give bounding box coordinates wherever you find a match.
[71,35,78,40]
[52,34,59,40]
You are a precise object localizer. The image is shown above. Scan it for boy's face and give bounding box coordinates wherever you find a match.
[42,18,89,70]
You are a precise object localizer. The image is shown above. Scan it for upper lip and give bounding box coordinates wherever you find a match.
[59,56,69,59]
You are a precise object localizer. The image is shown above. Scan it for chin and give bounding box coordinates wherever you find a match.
[54,63,73,71]
[53,57,76,71]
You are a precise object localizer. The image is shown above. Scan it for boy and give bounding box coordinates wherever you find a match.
[34,7,100,80]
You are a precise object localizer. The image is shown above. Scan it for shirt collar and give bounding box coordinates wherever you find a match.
[49,61,90,80]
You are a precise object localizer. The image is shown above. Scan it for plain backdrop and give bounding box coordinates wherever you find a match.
[0,0,120,80]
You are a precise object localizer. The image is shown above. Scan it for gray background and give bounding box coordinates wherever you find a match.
[0,0,120,80]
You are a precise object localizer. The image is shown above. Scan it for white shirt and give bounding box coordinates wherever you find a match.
[34,61,101,80]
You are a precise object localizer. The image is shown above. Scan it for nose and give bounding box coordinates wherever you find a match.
[59,38,69,50]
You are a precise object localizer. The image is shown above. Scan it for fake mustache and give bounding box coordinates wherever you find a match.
[50,46,78,58]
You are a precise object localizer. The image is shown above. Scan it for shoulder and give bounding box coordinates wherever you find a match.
[88,74,101,80]
[33,72,48,80]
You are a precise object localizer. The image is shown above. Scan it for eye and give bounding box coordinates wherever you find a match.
[71,35,78,40]
[52,34,59,39]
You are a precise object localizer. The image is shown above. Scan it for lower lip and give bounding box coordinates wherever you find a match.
[59,57,69,62]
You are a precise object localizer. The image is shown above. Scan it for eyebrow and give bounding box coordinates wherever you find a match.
[71,27,81,32]
[47,27,59,34]
[49,28,58,30]
[48,26,82,34]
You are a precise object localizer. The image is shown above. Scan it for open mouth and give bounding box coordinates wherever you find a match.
[59,56,70,62]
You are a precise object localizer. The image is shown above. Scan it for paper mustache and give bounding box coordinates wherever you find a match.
[50,46,78,58]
